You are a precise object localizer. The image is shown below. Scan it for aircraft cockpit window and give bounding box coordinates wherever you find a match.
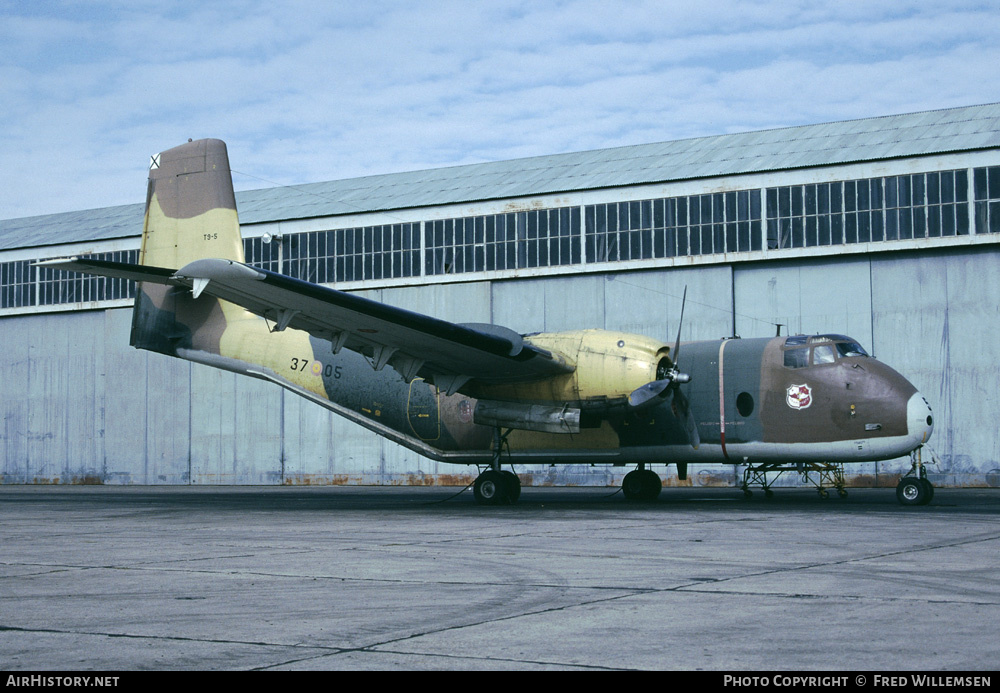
[812,345,836,365]
[783,347,809,368]
[835,341,869,358]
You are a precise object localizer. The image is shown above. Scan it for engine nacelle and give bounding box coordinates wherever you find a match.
[469,328,672,407]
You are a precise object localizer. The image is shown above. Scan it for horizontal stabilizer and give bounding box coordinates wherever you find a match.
[34,257,179,285]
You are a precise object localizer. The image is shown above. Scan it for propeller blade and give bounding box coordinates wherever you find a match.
[674,387,701,449]
[672,286,687,367]
[667,286,698,447]
[627,379,673,409]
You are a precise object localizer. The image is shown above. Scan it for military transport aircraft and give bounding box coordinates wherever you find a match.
[40,139,937,506]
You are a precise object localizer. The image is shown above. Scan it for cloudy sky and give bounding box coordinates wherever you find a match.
[2,0,999,220]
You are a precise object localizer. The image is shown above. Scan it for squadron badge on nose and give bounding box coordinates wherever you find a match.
[786,383,812,410]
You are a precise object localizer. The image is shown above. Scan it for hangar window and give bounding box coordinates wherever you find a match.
[585,189,761,263]
[0,260,34,309]
[767,169,971,250]
[974,166,1000,234]
[30,250,139,308]
[424,208,580,276]
[245,224,421,284]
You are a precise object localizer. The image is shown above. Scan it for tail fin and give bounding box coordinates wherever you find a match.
[131,139,244,354]
[141,138,244,268]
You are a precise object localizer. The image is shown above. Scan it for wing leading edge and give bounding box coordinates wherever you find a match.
[37,256,575,394]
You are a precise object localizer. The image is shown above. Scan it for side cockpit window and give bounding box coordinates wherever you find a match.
[782,334,868,369]
[783,347,809,368]
[835,340,869,358]
[813,344,836,364]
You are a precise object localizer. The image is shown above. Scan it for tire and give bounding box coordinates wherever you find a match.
[896,476,928,506]
[641,469,662,501]
[920,478,934,505]
[501,470,521,504]
[474,470,511,505]
[623,469,661,502]
[622,470,646,501]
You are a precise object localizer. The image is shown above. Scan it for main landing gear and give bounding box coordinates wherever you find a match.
[622,466,662,502]
[472,427,521,506]
[896,448,934,506]
[473,469,521,505]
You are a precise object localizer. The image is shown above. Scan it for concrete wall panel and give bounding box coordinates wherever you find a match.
[604,266,734,342]
[143,353,191,484]
[871,247,1000,486]
[102,308,149,484]
[734,258,873,344]
[1,315,31,482]
[490,279,547,333]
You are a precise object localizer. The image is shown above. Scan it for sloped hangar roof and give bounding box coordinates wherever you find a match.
[3,103,1000,252]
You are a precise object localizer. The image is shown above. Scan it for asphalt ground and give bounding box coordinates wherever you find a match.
[1,484,998,671]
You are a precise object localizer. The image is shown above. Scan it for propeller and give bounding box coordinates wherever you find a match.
[628,286,690,408]
[626,287,700,448]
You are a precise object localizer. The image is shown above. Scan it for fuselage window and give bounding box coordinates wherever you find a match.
[736,392,755,417]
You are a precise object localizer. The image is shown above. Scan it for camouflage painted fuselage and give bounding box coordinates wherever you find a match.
[126,139,932,469]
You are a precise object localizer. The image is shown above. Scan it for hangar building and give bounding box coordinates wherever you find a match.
[1,103,998,488]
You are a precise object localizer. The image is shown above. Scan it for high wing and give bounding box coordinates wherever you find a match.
[37,256,575,394]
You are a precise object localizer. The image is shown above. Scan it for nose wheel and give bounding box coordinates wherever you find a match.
[896,448,935,506]
[896,476,933,506]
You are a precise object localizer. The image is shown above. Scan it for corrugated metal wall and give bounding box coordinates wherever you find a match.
[1,246,996,486]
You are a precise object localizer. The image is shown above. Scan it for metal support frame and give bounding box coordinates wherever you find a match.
[740,460,848,499]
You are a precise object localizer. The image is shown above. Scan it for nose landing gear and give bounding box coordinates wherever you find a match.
[896,448,935,506]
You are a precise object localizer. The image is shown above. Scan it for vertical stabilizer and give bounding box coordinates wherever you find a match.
[141,138,244,268]
[131,139,244,354]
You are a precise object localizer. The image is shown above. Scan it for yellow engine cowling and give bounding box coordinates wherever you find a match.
[471,329,672,406]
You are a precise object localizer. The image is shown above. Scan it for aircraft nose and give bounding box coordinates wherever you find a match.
[907,392,934,445]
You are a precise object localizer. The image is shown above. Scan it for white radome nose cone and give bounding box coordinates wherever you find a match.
[907,392,934,445]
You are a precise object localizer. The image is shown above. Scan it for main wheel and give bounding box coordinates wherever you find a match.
[896,476,929,506]
[622,469,661,502]
[501,470,521,503]
[474,470,513,505]
[622,470,646,501]
[641,469,662,501]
